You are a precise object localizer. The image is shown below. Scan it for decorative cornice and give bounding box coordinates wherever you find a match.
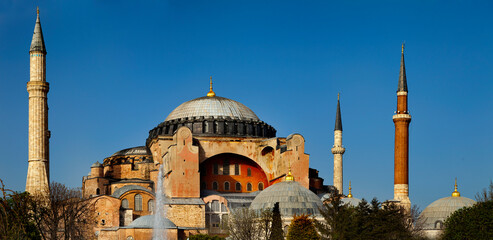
[392,114,411,120]
[331,146,345,154]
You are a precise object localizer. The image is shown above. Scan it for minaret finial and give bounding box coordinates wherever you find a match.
[402,42,405,54]
[347,181,353,198]
[207,76,216,97]
[285,167,294,181]
[37,6,39,15]
[337,92,340,101]
[452,178,461,197]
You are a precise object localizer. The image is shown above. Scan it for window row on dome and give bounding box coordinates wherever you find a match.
[147,117,276,142]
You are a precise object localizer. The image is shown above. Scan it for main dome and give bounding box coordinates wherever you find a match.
[165,96,259,122]
[147,94,276,142]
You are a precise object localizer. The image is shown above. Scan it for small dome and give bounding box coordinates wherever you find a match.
[91,161,102,168]
[165,96,259,122]
[125,215,176,229]
[250,181,323,217]
[419,196,476,230]
[111,146,151,157]
[341,197,362,207]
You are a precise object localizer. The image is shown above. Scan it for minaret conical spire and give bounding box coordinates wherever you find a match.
[334,93,342,131]
[30,7,46,54]
[397,43,407,92]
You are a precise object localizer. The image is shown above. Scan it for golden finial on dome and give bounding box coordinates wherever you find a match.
[452,178,461,197]
[37,6,39,15]
[285,168,294,181]
[347,181,353,198]
[207,76,216,97]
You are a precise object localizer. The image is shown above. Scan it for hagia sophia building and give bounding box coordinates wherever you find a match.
[24,9,476,240]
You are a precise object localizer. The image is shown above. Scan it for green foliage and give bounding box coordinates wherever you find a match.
[270,202,284,240]
[441,200,493,240]
[315,195,421,240]
[189,233,225,240]
[0,179,41,240]
[315,194,355,239]
[286,214,319,240]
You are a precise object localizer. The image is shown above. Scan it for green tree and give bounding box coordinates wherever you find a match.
[0,179,41,240]
[441,200,493,240]
[314,194,355,240]
[189,234,225,240]
[286,214,319,240]
[315,196,421,240]
[270,202,284,240]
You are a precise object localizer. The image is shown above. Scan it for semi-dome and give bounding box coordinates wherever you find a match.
[165,96,259,122]
[419,181,476,231]
[250,179,323,218]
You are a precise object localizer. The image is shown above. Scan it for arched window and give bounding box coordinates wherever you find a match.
[247,168,252,177]
[247,183,252,191]
[148,199,154,212]
[121,199,129,209]
[96,188,100,195]
[134,194,142,211]
[213,163,219,175]
[258,182,264,191]
[234,163,240,175]
[235,182,242,191]
[223,159,230,175]
[435,220,444,229]
[212,182,218,190]
[212,200,220,212]
[224,181,230,191]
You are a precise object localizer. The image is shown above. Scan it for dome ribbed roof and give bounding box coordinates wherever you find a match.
[124,215,176,229]
[165,96,259,122]
[111,146,151,157]
[419,196,476,230]
[250,181,323,217]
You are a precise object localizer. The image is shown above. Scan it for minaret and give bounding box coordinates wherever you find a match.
[26,7,50,197]
[393,43,411,210]
[331,93,345,194]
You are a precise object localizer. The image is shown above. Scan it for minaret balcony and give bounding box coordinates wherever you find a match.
[392,113,411,120]
[331,146,345,154]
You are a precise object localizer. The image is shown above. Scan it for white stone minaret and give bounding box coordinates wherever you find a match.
[332,93,345,194]
[26,7,50,197]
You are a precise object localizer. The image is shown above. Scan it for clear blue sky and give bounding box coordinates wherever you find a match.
[0,0,492,210]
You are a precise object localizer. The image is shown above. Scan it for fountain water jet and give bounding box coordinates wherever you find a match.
[153,164,167,240]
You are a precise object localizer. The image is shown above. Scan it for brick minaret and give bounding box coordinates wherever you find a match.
[26,8,50,197]
[332,93,345,194]
[393,44,411,210]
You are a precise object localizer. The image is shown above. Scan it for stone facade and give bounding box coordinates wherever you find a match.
[80,93,326,240]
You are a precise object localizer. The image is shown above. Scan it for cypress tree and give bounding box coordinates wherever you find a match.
[270,202,284,240]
